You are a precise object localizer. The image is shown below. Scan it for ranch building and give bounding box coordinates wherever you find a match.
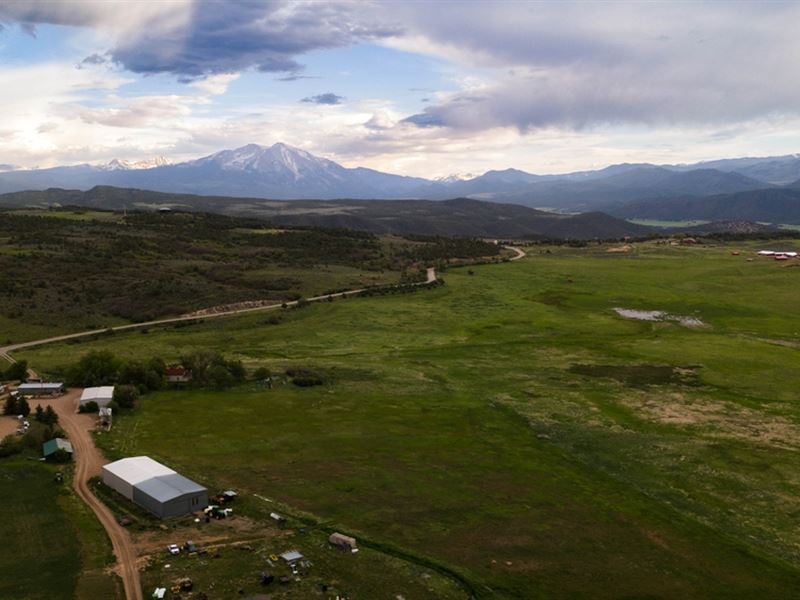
[79,386,115,408]
[102,456,208,519]
[16,382,65,397]
[43,437,73,459]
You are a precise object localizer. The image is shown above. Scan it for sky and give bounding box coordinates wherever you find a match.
[1,0,799,178]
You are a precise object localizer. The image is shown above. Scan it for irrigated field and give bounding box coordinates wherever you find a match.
[19,239,800,598]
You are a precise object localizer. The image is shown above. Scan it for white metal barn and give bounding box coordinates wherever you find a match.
[80,386,115,408]
[102,456,208,519]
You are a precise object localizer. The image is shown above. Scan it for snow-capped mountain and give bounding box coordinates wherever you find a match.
[0,143,797,209]
[434,173,476,183]
[102,156,171,171]
[188,143,347,182]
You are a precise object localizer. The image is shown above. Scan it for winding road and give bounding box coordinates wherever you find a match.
[51,391,144,600]
[2,248,525,599]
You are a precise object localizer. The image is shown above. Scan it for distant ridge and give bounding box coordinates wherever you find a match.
[608,188,800,224]
[0,186,652,240]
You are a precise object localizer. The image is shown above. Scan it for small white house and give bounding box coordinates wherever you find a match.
[80,386,115,408]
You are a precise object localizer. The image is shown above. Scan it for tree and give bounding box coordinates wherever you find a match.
[3,396,18,416]
[4,360,28,382]
[206,365,234,390]
[43,405,58,426]
[113,385,139,409]
[225,359,246,382]
[34,404,45,422]
[17,397,30,417]
[78,400,99,413]
[66,351,121,387]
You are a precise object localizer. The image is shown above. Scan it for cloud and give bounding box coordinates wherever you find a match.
[386,2,800,132]
[77,95,204,128]
[80,53,107,65]
[0,1,400,79]
[190,73,240,95]
[277,74,320,82]
[301,93,344,105]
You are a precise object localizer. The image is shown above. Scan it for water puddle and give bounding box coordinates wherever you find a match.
[613,307,707,328]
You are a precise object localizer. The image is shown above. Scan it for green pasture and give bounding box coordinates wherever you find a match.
[19,239,800,598]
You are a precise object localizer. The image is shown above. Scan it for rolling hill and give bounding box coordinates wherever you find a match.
[0,186,652,239]
[608,188,800,224]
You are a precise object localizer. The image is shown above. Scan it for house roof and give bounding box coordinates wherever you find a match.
[135,473,206,503]
[103,456,176,486]
[80,386,115,402]
[43,438,73,455]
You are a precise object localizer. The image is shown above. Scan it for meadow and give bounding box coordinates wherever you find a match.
[0,457,117,599]
[18,238,800,598]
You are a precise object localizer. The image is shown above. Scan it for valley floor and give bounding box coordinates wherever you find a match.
[12,238,800,598]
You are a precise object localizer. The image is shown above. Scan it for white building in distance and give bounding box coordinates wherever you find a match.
[79,386,115,408]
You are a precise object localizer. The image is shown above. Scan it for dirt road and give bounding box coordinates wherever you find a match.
[52,390,143,600]
[504,245,527,261]
[0,266,443,357]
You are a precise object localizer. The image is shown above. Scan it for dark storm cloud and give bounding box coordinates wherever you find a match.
[301,93,344,105]
[0,1,401,78]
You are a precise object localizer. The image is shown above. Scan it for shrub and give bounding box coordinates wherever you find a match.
[113,385,139,409]
[286,367,326,387]
[0,435,23,458]
[252,367,271,380]
[79,400,99,413]
[47,448,72,463]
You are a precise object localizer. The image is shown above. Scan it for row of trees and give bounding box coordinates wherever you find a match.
[2,395,59,425]
[65,350,247,397]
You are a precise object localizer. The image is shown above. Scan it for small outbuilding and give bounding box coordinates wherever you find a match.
[165,366,192,383]
[43,438,73,460]
[80,386,115,408]
[279,550,304,565]
[102,456,208,519]
[99,407,113,426]
[328,532,358,552]
[16,382,65,397]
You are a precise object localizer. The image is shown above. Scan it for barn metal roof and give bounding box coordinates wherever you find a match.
[102,456,176,486]
[17,382,64,391]
[80,386,115,402]
[135,473,206,502]
[43,438,73,456]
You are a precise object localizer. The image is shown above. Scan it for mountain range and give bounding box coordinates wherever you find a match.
[1,143,799,223]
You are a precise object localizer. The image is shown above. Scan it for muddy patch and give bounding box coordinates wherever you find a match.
[569,364,700,387]
[613,307,707,328]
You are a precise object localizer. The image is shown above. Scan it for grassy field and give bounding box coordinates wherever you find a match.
[18,239,800,598]
[0,457,117,599]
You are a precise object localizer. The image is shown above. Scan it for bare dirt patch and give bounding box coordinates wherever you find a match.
[622,391,800,449]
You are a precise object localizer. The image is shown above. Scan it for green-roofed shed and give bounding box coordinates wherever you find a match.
[43,438,73,459]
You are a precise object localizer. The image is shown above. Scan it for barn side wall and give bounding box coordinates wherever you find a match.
[102,468,134,500]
